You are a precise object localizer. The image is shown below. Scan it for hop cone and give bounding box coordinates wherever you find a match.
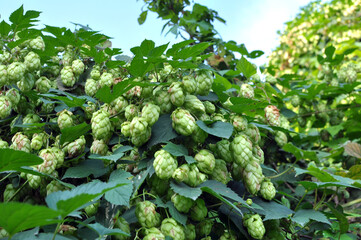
[7,62,26,83]
[243,160,264,195]
[231,162,242,181]
[67,135,86,158]
[17,75,35,92]
[196,219,213,237]
[184,94,205,117]
[60,66,76,87]
[171,108,196,136]
[171,193,194,213]
[243,214,265,240]
[35,76,51,93]
[84,203,99,217]
[111,96,129,114]
[57,109,73,130]
[135,201,161,228]
[0,96,12,119]
[46,180,65,195]
[244,124,260,144]
[0,139,9,149]
[143,229,165,240]
[182,75,196,94]
[210,159,230,184]
[195,70,213,96]
[141,102,160,126]
[38,148,57,174]
[203,101,215,114]
[85,78,99,97]
[231,115,248,132]
[125,104,140,121]
[90,139,108,156]
[240,83,254,99]
[260,179,276,200]
[91,109,111,140]
[291,95,301,107]
[71,59,85,76]
[191,125,208,144]
[169,82,185,107]
[129,117,151,146]
[52,147,64,168]
[252,145,264,165]
[99,72,113,88]
[194,149,215,174]
[0,65,8,87]
[121,121,131,137]
[27,173,41,189]
[265,105,280,127]
[113,217,131,240]
[153,149,178,180]
[3,184,19,202]
[219,230,237,240]
[275,131,288,147]
[29,36,45,51]
[24,51,41,72]
[161,218,185,240]
[230,133,253,168]
[31,133,47,150]
[154,88,173,114]
[216,139,233,163]
[10,132,31,153]
[90,68,101,80]
[149,174,169,196]
[184,224,196,240]
[190,198,208,221]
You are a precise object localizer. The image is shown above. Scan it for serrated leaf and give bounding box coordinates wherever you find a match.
[200,180,247,205]
[236,56,256,78]
[0,202,60,236]
[253,198,294,221]
[196,121,233,139]
[60,122,90,145]
[105,169,133,207]
[166,40,195,57]
[0,20,11,36]
[137,11,148,25]
[292,209,331,226]
[173,42,211,60]
[163,142,188,156]
[325,125,343,137]
[282,143,318,161]
[86,222,130,237]
[197,92,218,102]
[129,58,150,77]
[214,74,232,90]
[344,142,361,159]
[326,203,349,234]
[147,114,178,148]
[170,181,202,200]
[9,5,24,25]
[41,93,86,108]
[62,159,108,179]
[88,146,133,162]
[0,149,43,172]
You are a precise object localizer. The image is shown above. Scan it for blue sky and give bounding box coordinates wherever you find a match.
[0,0,312,65]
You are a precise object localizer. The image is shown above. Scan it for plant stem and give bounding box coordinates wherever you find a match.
[0,173,12,182]
[295,190,308,211]
[52,221,62,240]
[7,179,29,202]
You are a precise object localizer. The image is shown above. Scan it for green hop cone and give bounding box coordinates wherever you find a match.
[196,219,213,237]
[121,121,131,137]
[154,88,173,114]
[171,108,196,136]
[67,135,86,158]
[84,202,99,217]
[125,104,140,121]
[17,75,35,92]
[28,36,45,51]
[184,94,205,117]
[0,65,8,87]
[191,125,208,144]
[203,101,215,114]
[246,198,253,205]
[195,70,213,96]
[182,75,196,94]
[111,96,129,114]
[3,184,19,202]
[60,66,76,87]
[194,149,215,174]
[190,198,208,221]
[184,224,196,240]
[172,164,190,183]
[71,59,85,76]
[57,109,73,130]
[216,139,233,163]
[0,139,9,149]
[153,149,178,180]
[46,180,65,195]
[113,217,131,240]
[10,132,31,153]
[143,228,165,240]
[231,162,242,181]
[27,173,41,189]
[161,218,185,240]
[210,159,230,184]
[240,83,254,99]
[129,117,151,146]
[135,201,161,228]
[243,214,265,240]
[231,115,248,132]
[149,174,169,196]
[243,160,264,195]
[31,133,47,150]
[291,95,301,107]
[0,228,9,238]
[99,72,113,88]
[265,105,280,127]
[173,164,207,187]
[38,148,58,174]
[90,139,108,156]
[7,62,26,83]
[24,51,41,72]
[0,96,12,119]
[35,76,51,93]
[230,133,253,168]
[90,68,101,80]
[244,124,260,144]
[85,78,99,97]
[171,193,194,213]
[141,102,160,126]
[275,131,288,147]
[252,145,264,165]
[219,230,237,240]
[52,147,64,168]
[260,179,276,201]
[169,82,185,107]
[265,74,277,84]
[91,109,111,140]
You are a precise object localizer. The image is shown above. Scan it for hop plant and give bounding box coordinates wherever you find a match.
[184,94,205,116]
[0,139,9,149]
[10,132,31,153]
[191,125,208,144]
[231,115,248,132]
[169,82,185,107]
[3,184,19,202]
[60,66,76,87]
[52,147,64,168]
[28,36,45,51]
[17,76,35,92]
[141,102,160,126]
[143,228,165,240]
[203,101,215,114]
[182,75,196,94]
[121,121,131,137]
[111,96,129,114]
[113,217,131,240]
[171,193,194,213]
[99,72,113,88]
[190,198,208,221]
[35,76,51,93]
[67,135,86,158]
[216,139,233,163]
[46,180,65,195]
[129,117,151,146]
[71,59,85,76]
[154,88,173,114]
[219,230,237,240]
[31,133,47,150]
[265,105,280,127]
[210,159,230,184]
[84,202,99,217]
[90,68,101,80]
[0,96,12,119]
[90,139,108,156]
[24,51,41,72]
[184,224,196,240]
[243,160,264,195]
[149,174,169,196]
[38,148,58,174]
[135,201,161,228]
[91,109,111,140]
[195,70,213,96]
[7,62,26,83]
[194,149,215,174]
[153,149,178,180]
[244,124,260,144]
[291,95,301,107]
[240,83,254,99]
[171,108,196,136]
[161,218,185,240]
[27,173,41,189]
[275,131,288,147]
[196,219,213,237]
[125,104,140,121]
[0,65,8,87]
[253,145,264,165]
[57,109,73,130]
[85,78,99,97]
[230,133,253,168]
[260,179,276,200]
[243,214,265,240]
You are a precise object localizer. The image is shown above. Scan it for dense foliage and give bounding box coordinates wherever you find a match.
[0,1,360,240]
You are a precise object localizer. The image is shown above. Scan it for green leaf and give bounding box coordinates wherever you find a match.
[214,74,232,90]
[253,198,294,221]
[196,121,233,139]
[281,107,297,118]
[292,209,331,226]
[147,114,178,148]
[149,43,169,57]
[60,122,90,145]
[184,156,196,164]
[0,202,60,236]
[200,180,247,205]
[41,92,86,108]
[173,42,212,60]
[326,125,343,137]
[88,146,133,162]
[155,198,187,226]
[86,222,130,237]
[236,56,256,78]
[346,165,361,180]
[326,203,349,234]
[249,50,264,59]
[170,181,202,200]
[166,40,195,57]
[197,92,218,102]
[45,180,126,218]
[343,142,361,159]
[105,169,133,207]
[163,142,188,156]
[62,159,109,179]
[0,20,11,36]
[9,5,24,25]
[282,143,318,161]
[137,11,148,25]
[129,58,150,77]
[0,149,43,172]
